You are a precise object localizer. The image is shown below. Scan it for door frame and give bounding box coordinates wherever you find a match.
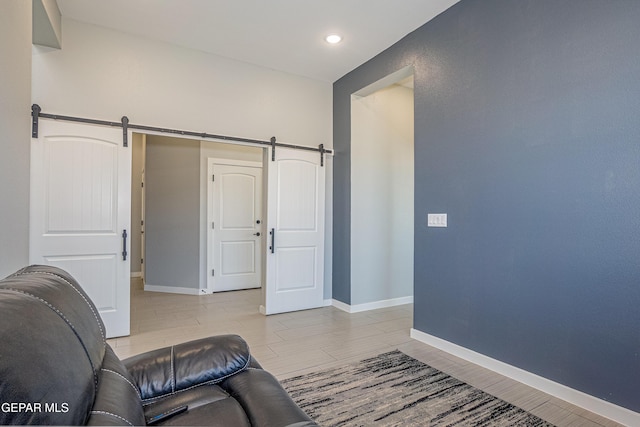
[140,134,146,282]
[207,157,264,293]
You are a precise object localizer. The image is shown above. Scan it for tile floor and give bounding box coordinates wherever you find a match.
[108,279,624,427]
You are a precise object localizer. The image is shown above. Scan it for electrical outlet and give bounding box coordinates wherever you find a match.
[427,213,447,227]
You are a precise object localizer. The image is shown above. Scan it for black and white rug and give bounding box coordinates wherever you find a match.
[281,350,553,426]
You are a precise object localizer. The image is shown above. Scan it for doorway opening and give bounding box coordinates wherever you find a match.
[130,134,264,295]
[349,66,415,309]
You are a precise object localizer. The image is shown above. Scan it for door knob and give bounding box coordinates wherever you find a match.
[253,232,261,237]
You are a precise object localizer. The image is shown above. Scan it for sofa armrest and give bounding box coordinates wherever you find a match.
[123,334,250,401]
[222,368,319,427]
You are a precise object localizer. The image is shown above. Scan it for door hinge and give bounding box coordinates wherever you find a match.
[211,269,215,276]
[141,258,144,264]
[212,174,215,182]
[211,221,215,229]
[141,182,144,188]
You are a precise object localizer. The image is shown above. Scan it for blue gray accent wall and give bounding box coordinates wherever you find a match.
[332,92,352,304]
[333,0,640,412]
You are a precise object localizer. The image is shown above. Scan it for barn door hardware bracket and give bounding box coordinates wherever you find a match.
[31,104,41,138]
[319,144,326,167]
[270,136,276,161]
[121,116,129,147]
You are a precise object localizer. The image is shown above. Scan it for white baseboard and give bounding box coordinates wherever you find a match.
[130,271,142,278]
[143,284,202,295]
[332,296,413,313]
[410,329,639,427]
[260,300,332,316]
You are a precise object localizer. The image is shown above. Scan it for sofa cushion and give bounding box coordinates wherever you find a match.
[86,346,146,426]
[142,384,250,426]
[152,395,251,427]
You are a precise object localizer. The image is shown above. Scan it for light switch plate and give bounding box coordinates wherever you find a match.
[427,213,447,227]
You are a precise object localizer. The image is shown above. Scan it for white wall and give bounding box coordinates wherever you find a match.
[31,18,332,149]
[0,1,31,278]
[31,18,334,296]
[350,83,414,305]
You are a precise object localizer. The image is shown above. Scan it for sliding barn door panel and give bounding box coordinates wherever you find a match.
[30,120,131,338]
[264,147,325,314]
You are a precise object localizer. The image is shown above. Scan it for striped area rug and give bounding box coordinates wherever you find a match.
[281,350,553,426]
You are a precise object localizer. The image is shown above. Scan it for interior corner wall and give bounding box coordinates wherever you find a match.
[333,0,640,413]
[145,135,200,290]
[350,85,414,305]
[0,1,31,278]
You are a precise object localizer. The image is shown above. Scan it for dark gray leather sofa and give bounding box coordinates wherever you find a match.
[0,265,317,426]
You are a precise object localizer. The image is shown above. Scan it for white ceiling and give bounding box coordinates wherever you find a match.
[56,0,460,82]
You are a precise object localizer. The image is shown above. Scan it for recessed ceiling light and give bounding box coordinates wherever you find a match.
[325,34,342,44]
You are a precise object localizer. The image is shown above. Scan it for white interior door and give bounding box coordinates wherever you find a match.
[30,120,131,338]
[209,160,263,292]
[263,146,325,315]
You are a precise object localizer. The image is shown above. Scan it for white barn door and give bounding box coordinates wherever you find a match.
[263,146,325,315]
[30,120,131,338]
